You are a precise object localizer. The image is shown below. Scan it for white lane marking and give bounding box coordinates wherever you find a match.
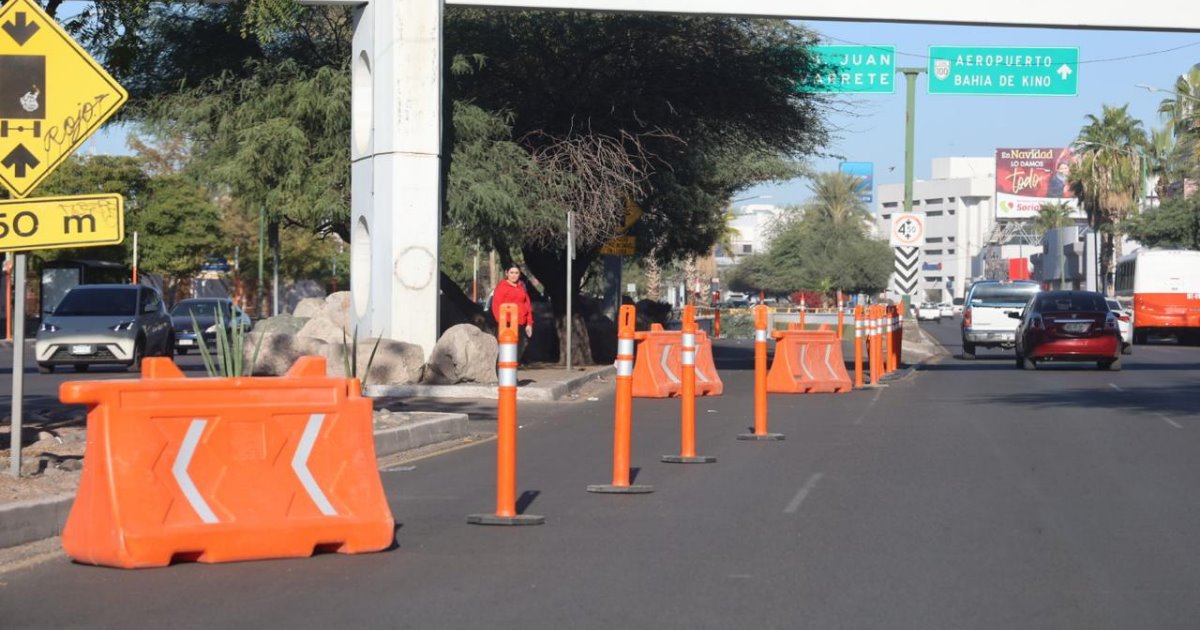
[784,473,825,514]
[292,413,338,516]
[1109,383,1123,392]
[1157,413,1183,429]
[173,419,219,524]
[852,388,884,425]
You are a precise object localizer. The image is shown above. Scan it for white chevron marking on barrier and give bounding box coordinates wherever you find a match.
[824,344,837,377]
[173,419,219,524]
[798,345,815,380]
[292,413,338,516]
[660,345,679,383]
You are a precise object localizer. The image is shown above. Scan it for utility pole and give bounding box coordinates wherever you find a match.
[898,66,925,314]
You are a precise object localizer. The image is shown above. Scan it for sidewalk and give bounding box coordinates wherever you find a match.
[0,363,617,551]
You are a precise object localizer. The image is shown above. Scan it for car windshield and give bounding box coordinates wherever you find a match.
[1106,299,1121,311]
[1038,295,1107,312]
[970,284,1038,305]
[53,288,137,316]
[171,301,229,318]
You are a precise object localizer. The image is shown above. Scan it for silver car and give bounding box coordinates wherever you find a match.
[35,284,174,373]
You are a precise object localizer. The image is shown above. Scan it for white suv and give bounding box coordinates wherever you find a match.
[1105,298,1133,355]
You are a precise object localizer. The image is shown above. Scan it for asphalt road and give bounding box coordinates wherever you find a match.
[3,329,1200,628]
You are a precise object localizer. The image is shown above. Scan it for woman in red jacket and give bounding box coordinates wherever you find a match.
[491,266,534,357]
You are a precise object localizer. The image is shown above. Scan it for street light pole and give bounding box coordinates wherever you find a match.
[1136,83,1200,103]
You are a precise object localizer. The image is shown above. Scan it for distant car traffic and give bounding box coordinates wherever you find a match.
[939,303,955,318]
[35,284,174,373]
[961,280,1041,358]
[170,298,253,355]
[1014,290,1122,371]
[916,303,942,322]
[1105,298,1133,355]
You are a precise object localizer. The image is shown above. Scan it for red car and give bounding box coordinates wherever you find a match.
[1013,290,1122,371]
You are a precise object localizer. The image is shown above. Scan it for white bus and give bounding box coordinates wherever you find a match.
[1114,249,1200,345]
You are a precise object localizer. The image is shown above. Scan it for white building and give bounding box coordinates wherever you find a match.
[875,157,1009,302]
[718,203,786,264]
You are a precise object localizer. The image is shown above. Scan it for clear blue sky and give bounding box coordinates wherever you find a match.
[83,18,1200,208]
[741,20,1200,207]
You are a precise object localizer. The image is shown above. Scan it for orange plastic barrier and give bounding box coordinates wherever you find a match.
[766,329,853,394]
[631,324,723,398]
[60,356,394,568]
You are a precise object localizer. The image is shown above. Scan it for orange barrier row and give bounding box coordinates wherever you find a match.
[766,328,852,394]
[469,304,544,525]
[631,324,723,398]
[60,356,394,568]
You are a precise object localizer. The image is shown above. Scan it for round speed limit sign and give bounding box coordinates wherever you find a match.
[890,213,925,247]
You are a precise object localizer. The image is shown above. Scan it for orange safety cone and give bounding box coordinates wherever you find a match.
[468,304,544,526]
[836,291,845,340]
[738,305,784,441]
[662,305,716,464]
[588,305,654,494]
[853,304,864,388]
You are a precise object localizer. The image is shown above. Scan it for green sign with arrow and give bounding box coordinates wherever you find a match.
[927,46,1078,96]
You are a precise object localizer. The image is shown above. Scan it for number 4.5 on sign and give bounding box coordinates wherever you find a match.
[890,213,925,247]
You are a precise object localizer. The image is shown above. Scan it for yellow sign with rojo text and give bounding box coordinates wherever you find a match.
[0,193,123,251]
[0,0,128,198]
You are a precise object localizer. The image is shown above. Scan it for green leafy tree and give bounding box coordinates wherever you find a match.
[1033,201,1076,235]
[1071,104,1149,293]
[128,174,224,294]
[1125,196,1200,250]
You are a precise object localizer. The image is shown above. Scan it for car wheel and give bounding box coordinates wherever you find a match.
[1022,355,1037,370]
[1014,353,1024,369]
[1099,358,1121,371]
[127,338,145,373]
[37,363,53,374]
[962,342,975,360]
[163,332,175,356]
[176,347,188,356]
[1121,342,1132,355]
[73,364,89,373]
[1133,329,1147,345]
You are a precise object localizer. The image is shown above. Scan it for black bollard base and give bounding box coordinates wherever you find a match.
[587,484,655,494]
[466,513,545,526]
[661,455,717,464]
[737,432,785,441]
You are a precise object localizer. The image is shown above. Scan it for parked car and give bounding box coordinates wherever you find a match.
[35,284,174,373]
[171,298,253,355]
[916,302,942,322]
[952,297,964,315]
[1105,298,1133,355]
[961,280,1041,359]
[939,302,955,318]
[1013,290,1122,371]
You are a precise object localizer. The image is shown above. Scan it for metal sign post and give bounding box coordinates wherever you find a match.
[9,253,24,477]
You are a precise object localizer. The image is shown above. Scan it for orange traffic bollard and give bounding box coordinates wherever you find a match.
[739,305,784,441]
[589,305,654,494]
[853,304,864,388]
[662,305,716,464]
[714,307,721,339]
[869,305,882,386]
[836,292,845,340]
[469,304,544,526]
[887,306,899,373]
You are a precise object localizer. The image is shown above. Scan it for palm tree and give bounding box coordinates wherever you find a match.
[1033,201,1075,234]
[1154,67,1200,178]
[1071,104,1149,295]
[804,171,872,227]
[1145,127,1176,203]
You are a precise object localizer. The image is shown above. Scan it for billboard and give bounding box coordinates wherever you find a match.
[839,161,874,203]
[995,147,1084,220]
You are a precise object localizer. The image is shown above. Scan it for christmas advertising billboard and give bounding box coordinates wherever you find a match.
[995,147,1084,220]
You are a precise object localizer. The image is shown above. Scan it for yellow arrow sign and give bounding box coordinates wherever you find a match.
[0,193,123,252]
[0,0,127,198]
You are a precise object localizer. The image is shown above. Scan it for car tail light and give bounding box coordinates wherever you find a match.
[1118,314,1130,322]
[963,307,971,327]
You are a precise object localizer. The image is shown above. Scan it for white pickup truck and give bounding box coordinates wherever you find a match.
[960,280,1040,359]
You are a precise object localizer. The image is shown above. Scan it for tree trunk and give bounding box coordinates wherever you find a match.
[644,255,662,300]
[521,245,601,365]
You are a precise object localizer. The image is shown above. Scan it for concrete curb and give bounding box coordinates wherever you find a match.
[366,365,616,401]
[0,411,471,552]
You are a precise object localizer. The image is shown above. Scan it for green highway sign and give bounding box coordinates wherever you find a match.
[800,45,895,94]
[927,46,1078,96]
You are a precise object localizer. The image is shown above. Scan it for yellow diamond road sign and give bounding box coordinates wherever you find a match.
[0,0,127,198]
[0,193,123,252]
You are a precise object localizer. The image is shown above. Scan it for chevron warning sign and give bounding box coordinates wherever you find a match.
[892,246,919,295]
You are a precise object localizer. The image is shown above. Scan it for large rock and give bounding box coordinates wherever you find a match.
[297,315,350,345]
[244,333,331,376]
[292,297,325,319]
[252,314,309,336]
[335,338,425,385]
[422,324,498,385]
[323,291,353,330]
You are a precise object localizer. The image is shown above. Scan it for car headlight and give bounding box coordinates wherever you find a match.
[39,321,58,333]
[204,324,219,333]
[110,321,135,332]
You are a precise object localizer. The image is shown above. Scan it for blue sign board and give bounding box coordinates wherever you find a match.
[839,161,874,203]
